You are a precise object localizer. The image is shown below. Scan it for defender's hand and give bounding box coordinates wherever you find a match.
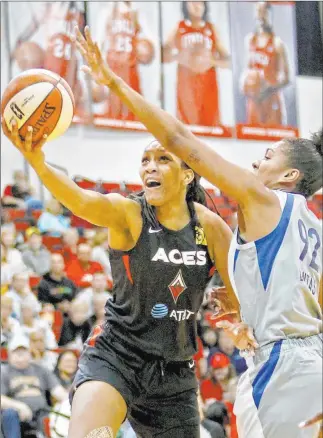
[73,25,117,88]
[2,119,46,167]
[207,286,238,319]
[216,320,259,354]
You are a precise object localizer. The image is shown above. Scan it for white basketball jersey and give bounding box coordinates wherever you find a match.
[228,190,322,347]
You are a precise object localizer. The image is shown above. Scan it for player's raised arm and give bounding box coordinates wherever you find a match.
[1,119,139,233]
[74,26,274,208]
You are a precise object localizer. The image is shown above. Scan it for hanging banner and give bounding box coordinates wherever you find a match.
[230,1,299,141]
[88,1,161,132]
[8,2,90,125]
[161,1,234,138]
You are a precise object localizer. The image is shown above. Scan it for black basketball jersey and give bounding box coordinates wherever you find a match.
[104,201,214,361]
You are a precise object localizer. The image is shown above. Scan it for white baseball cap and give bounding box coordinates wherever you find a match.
[8,334,30,352]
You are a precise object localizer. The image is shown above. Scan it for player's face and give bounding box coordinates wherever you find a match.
[252,141,299,190]
[140,143,193,207]
[255,2,269,29]
[187,1,205,20]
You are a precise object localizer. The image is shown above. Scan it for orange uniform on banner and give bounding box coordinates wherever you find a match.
[43,6,83,93]
[175,20,220,127]
[245,33,285,125]
[104,5,141,121]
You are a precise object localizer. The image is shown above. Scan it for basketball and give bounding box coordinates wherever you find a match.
[14,41,45,71]
[242,69,263,97]
[136,39,155,65]
[1,69,75,148]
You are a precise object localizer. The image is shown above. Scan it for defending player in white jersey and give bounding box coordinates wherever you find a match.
[73,26,323,438]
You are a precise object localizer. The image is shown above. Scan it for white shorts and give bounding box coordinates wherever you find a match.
[234,334,323,438]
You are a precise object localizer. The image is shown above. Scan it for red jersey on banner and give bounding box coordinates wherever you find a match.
[103,3,141,121]
[175,20,220,127]
[43,4,83,93]
[245,33,285,126]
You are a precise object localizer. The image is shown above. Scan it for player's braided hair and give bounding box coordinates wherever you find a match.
[283,129,322,198]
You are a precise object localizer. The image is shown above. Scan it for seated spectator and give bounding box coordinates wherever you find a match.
[1,227,27,285]
[29,330,58,372]
[61,228,79,264]
[5,272,41,320]
[58,299,91,350]
[20,299,57,350]
[204,400,231,438]
[90,229,113,281]
[77,272,112,317]
[1,334,67,437]
[37,198,70,237]
[21,227,51,276]
[209,329,247,377]
[37,253,77,313]
[1,295,21,347]
[1,170,43,211]
[200,353,238,438]
[66,243,104,289]
[53,350,78,390]
[90,293,109,327]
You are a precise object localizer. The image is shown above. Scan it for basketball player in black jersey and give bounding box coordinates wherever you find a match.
[3,116,257,437]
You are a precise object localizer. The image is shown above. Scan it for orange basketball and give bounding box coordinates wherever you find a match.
[14,41,45,71]
[136,39,155,65]
[242,69,263,97]
[1,69,75,148]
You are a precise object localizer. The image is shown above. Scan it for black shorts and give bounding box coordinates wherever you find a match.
[70,324,200,438]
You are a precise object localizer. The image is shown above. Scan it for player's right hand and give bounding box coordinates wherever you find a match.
[73,25,118,89]
[2,118,46,166]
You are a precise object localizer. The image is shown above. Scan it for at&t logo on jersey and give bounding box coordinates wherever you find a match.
[170,309,195,322]
[151,304,168,319]
[152,248,207,265]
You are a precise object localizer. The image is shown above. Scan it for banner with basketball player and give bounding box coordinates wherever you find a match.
[229,1,299,141]
[7,1,90,125]
[160,1,234,138]
[87,1,161,132]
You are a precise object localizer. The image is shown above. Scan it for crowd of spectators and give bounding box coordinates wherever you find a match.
[1,171,321,438]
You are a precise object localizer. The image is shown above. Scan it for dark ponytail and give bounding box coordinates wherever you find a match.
[186,174,207,206]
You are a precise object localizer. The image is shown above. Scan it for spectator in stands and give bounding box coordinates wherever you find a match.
[37,253,77,313]
[5,272,40,320]
[200,353,237,404]
[1,170,43,211]
[1,295,21,347]
[37,198,70,237]
[210,329,247,376]
[21,227,51,276]
[1,227,27,284]
[1,334,68,436]
[65,243,104,288]
[77,272,112,317]
[53,350,78,390]
[90,229,113,281]
[29,330,58,372]
[62,227,79,264]
[20,299,57,350]
[90,293,108,326]
[204,400,231,438]
[58,299,91,350]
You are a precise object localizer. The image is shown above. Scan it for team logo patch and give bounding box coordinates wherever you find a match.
[195,226,207,246]
[168,269,187,304]
[151,303,168,319]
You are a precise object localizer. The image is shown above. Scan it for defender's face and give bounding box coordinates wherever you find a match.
[140,143,190,207]
[187,1,205,20]
[252,141,292,189]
